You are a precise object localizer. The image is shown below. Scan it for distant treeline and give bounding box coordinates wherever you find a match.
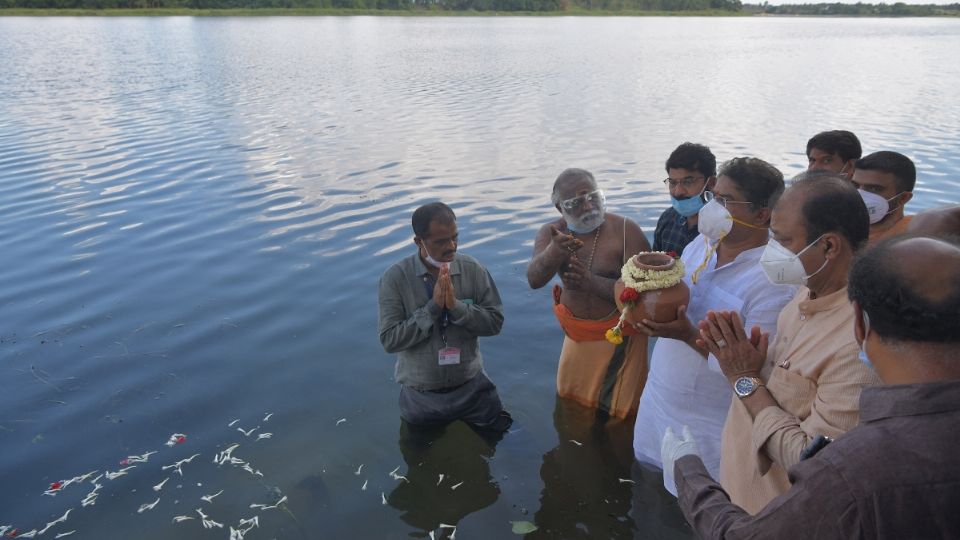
[3,0,959,15]
[0,0,740,11]
[744,2,960,15]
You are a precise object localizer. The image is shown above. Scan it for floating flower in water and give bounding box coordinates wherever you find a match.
[165,434,187,447]
[48,482,63,492]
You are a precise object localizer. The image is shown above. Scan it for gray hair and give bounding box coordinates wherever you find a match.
[551,168,597,205]
[790,169,846,186]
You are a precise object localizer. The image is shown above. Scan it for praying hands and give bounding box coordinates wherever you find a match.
[697,310,768,383]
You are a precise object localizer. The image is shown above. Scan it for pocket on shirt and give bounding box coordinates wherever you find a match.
[766,367,816,419]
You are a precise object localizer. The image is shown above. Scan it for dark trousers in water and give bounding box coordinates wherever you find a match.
[399,370,513,443]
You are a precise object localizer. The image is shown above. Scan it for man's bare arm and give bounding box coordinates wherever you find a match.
[527,223,579,289]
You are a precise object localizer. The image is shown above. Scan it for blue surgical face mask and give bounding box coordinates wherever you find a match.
[858,311,874,371]
[670,182,708,217]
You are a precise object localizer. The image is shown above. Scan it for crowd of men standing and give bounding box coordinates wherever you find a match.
[377,130,960,538]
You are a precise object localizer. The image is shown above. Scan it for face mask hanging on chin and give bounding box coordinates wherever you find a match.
[420,243,451,269]
[759,235,827,286]
[671,183,708,218]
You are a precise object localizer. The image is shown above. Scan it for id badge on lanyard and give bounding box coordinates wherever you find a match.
[424,276,461,365]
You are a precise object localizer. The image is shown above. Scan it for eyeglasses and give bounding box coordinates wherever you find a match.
[703,191,753,208]
[560,189,605,211]
[663,176,705,189]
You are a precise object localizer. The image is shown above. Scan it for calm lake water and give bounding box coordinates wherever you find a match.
[1,15,959,539]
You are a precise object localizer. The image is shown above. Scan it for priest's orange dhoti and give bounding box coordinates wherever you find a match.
[552,285,649,418]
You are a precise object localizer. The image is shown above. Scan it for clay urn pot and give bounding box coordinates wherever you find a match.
[614,252,691,325]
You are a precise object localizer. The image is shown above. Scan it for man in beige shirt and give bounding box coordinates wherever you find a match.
[696,174,882,514]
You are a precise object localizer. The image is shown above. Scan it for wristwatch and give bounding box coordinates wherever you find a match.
[734,376,764,399]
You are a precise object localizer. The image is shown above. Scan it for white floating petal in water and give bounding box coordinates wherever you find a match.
[428,532,435,540]
[201,489,224,503]
[237,426,259,437]
[381,492,387,505]
[263,413,274,422]
[137,497,161,513]
[361,480,368,491]
[153,477,170,492]
[81,484,102,507]
[355,464,364,475]
[440,523,457,539]
[172,516,195,523]
[618,478,635,484]
[162,454,201,477]
[389,466,400,476]
[437,474,444,486]
[241,463,263,477]
[568,440,583,446]
[228,419,240,427]
[16,530,38,538]
[237,516,259,535]
[335,418,347,426]
[250,495,287,511]
[450,481,464,490]
[196,508,224,529]
[38,508,72,535]
[256,433,273,441]
[105,466,136,480]
[124,451,156,464]
[54,531,76,538]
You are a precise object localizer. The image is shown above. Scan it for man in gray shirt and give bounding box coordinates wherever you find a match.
[378,202,512,438]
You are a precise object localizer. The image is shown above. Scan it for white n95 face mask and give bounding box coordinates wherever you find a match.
[759,235,826,286]
[858,189,905,225]
[697,199,733,242]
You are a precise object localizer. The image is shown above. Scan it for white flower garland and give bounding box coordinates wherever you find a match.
[620,252,685,293]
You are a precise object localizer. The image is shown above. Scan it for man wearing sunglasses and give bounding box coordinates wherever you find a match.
[527,168,651,418]
[653,142,717,256]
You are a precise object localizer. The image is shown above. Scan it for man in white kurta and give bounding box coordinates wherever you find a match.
[632,158,796,495]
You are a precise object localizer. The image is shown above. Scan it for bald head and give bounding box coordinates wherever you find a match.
[908,205,960,239]
[848,236,960,344]
[779,174,870,251]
